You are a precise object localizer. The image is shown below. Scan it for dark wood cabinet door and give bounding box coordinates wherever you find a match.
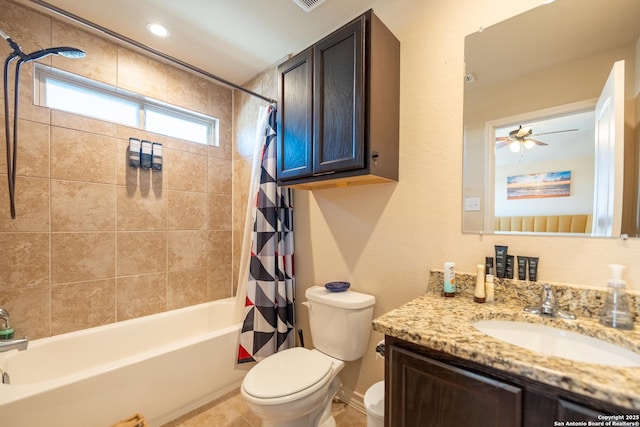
[277,48,313,181]
[312,15,365,175]
[388,345,522,427]
[557,399,604,422]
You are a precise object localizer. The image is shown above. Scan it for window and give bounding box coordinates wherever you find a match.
[35,64,218,146]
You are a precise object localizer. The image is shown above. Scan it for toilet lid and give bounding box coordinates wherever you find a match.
[242,347,333,399]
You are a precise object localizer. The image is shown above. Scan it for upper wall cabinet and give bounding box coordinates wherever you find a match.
[277,10,400,189]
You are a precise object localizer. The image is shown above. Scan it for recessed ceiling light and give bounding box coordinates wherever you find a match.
[147,22,170,38]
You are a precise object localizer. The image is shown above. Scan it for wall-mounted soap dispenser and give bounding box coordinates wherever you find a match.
[600,264,634,330]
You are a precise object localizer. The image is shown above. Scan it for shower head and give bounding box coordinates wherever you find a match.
[0,28,85,62]
[23,47,86,62]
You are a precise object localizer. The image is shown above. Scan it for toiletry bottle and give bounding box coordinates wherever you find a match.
[517,256,528,280]
[474,264,485,303]
[528,257,539,282]
[600,264,634,330]
[495,245,508,278]
[485,270,495,303]
[443,262,456,297]
[485,257,494,275]
[505,255,514,279]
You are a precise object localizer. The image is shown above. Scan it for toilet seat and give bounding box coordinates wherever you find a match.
[242,347,333,400]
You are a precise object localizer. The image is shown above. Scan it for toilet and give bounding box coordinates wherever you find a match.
[241,285,376,427]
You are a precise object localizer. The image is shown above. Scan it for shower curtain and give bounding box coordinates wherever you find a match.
[237,105,295,364]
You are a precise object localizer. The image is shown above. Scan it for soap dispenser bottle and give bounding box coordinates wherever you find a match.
[600,264,634,330]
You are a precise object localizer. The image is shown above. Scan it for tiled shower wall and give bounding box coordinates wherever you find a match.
[0,0,240,339]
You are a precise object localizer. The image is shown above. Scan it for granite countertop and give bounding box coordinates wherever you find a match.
[372,271,640,410]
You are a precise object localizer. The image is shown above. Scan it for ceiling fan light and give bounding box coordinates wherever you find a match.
[509,141,521,152]
[523,139,536,150]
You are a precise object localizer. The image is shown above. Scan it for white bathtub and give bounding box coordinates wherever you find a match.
[0,298,245,427]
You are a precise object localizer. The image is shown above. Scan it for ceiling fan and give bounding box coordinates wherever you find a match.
[496,125,579,152]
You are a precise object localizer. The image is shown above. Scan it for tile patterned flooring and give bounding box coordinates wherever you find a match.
[162,388,367,427]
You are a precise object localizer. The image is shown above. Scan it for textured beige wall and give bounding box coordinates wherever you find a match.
[287,0,640,403]
[0,0,234,339]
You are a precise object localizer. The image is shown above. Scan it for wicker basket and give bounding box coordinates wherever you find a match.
[111,413,149,427]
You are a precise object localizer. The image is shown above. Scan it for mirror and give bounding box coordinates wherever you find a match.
[462,0,640,237]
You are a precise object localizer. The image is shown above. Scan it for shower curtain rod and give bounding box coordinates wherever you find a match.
[26,0,277,105]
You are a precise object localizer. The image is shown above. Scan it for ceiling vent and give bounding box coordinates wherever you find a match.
[292,0,327,12]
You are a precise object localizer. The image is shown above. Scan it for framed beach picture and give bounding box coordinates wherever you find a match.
[507,170,571,200]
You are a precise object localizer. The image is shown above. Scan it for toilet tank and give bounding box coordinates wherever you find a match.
[304,286,376,361]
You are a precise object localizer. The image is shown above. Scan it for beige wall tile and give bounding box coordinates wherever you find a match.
[208,156,232,194]
[51,19,118,86]
[0,286,50,339]
[217,120,233,160]
[51,279,116,334]
[7,119,50,178]
[51,110,118,137]
[116,126,168,143]
[167,230,208,270]
[0,176,49,232]
[208,231,232,267]
[117,231,166,276]
[207,84,233,124]
[207,143,231,160]
[165,136,208,156]
[51,232,115,284]
[167,149,207,192]
[117,273,167,321]
[0,2,50,61]
[233,92,262,158]
[233,194,248,231]
[167,268,207,310]
[0,233,49,290]
[208,264,232,300]
[232,232,243,291]
[117,47,168,101]
[167,67,209,113]
[51,127,117,183]
[51,180,116,231]
[168,190,208,230]
[209,194,232,231]
[233,156,253,196]
[117,185,167,231]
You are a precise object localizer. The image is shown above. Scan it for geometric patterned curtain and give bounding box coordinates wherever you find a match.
[237,105,295,364]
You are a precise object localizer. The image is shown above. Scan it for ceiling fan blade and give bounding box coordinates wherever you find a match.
[496,141,510,150]
[530,139,548,146]
[496,136,512,141]
[532,128,579,137]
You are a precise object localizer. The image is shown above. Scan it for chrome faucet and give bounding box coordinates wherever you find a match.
[524,284,576,320]
[0,308,28,352]
[0,307,9,329]
[0,337,28,352]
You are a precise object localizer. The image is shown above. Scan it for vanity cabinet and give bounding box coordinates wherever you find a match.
[276,10,399,189]
[388,345,522,426]
[386,337,636,427]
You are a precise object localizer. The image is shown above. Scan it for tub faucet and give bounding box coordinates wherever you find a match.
[0,307,9,329]
[0,337,28,352]
[524,284,576,320]
[0,308,28,352]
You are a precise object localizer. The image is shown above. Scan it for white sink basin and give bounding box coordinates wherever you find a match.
[472,320,640,367]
